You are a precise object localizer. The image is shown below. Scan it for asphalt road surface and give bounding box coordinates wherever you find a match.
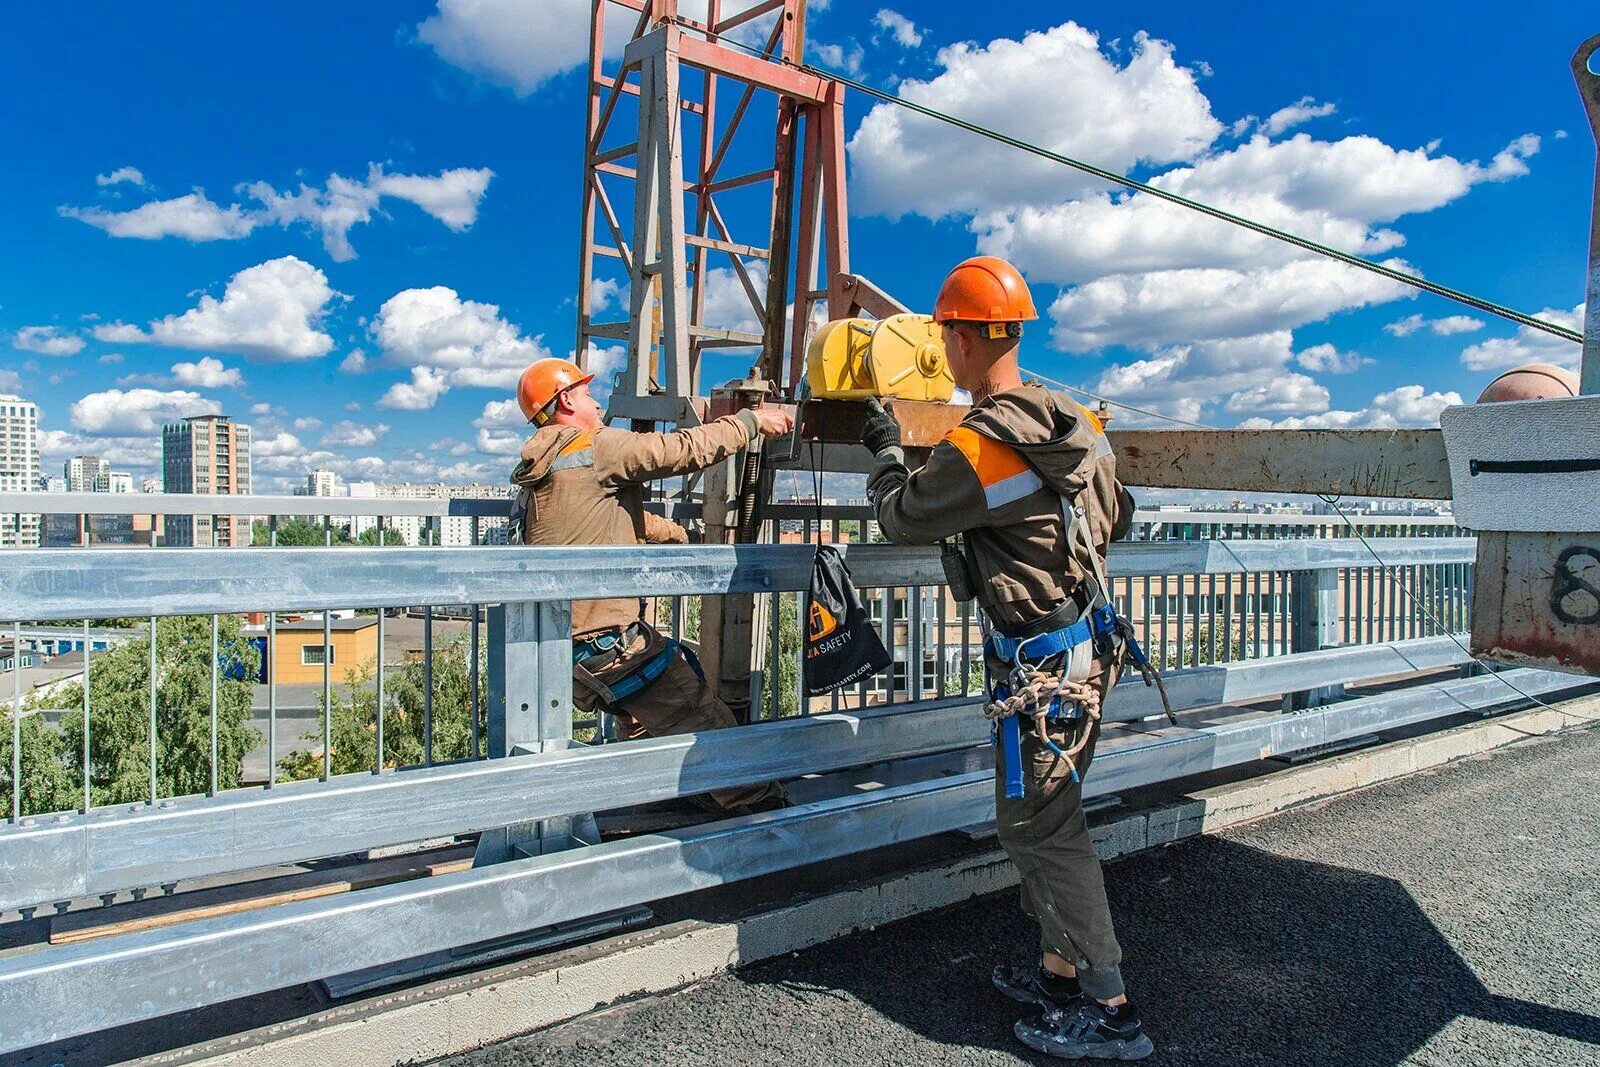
[440,723,1600,1067]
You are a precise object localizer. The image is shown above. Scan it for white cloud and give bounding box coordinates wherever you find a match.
[1223,372,1328,415]
[1238,385,1463,429]
[0,369,19,392]
[588,277,622,315]
[244,164,493,261]
[371,285,549,408]
[873,9,923,48]
[1294,343,1370,374]
[64,165,492,261]
[250,402,275,416]
[97,353,124,364]
[170,356,245,388]
[1050,256,1415,352]
[813,41,865,76]
[92,322,145,343]
[1458,303,1584,372]
[340,348,369,373]
[115,256,337,362]
[848,24,1221,219]
[1260,97,1336,137]
[474,398,526,455]
[252,430,305,457]
[70,387,220,435]
[39,427,163,478]
[62,192,258,241]
[13,325,85,356]
[378,366,452,411]
[417,0,612,97]
[321,420,390,447]
[96,166,146,187]
[1383,313,1485,337]
[293,416,323,430]
[369,166,493,230]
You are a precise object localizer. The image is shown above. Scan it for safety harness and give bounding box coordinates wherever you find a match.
[573,622,705,706]
[981,495,1173,800]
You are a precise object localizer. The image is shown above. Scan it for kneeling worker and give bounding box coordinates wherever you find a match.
[511,357,790,815]
[860,257,1154,1059]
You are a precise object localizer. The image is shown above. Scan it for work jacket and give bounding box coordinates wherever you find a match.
[511,411,761,637]
[867,382,1135,633]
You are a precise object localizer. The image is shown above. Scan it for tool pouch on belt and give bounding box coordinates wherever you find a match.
[572,621,673,712]
[940,537,978,604]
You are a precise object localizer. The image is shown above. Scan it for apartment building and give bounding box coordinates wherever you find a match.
[162,414,252,547]
[0,394,41,547]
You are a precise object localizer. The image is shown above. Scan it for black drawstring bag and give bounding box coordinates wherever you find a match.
[804,545,892,695]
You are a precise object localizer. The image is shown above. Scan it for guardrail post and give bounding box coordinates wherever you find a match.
[479,601,584,863]
[1287,568,1344,710]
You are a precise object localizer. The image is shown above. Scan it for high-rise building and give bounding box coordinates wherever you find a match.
[139,476,162,494]
[0,394,41,547]
[65,455,111,493]
[162,414,252,547]
[108,471,134,494]
[295,468,342,497]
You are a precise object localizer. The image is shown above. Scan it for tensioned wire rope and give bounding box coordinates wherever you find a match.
[702,26,1582,344]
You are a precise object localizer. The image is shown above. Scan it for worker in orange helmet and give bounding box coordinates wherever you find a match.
[861,257,1154,1059]
[510,357,794,815]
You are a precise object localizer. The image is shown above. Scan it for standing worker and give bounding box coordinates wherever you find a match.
[511,357,791,815]
[860,257,1154,1060]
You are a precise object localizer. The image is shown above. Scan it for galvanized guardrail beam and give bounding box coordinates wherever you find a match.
[0,665,1578,1055]
[0,539,1476,620]
[0,632,1496,914]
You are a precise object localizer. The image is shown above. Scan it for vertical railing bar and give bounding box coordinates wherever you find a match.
[1252,570,1262,660]
[767,590,781,720]
[266,611,277,788]
[375,609,386,773]
[960,598,971,698]
[1222,572,1233,663]
[82,619,91,813]
[881,587,894,706]
[1159,573,1169,667]
[469,603,480,759]
[322,609,332,781]
[209,614,219,796]
[909,586,923,702]
[10,621,19,822]
[423,605,434,765]
[149,614,158,803]
[1206,571,1217,664]
[935,586,946,697]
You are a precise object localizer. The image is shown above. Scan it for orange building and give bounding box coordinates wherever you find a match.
[265,617,379,686]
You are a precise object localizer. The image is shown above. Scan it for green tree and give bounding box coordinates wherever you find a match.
[356,526,404,546]
[11,616,261,813]
[251,518,353,547]
[280,638,486,780]
[0,712,75,818]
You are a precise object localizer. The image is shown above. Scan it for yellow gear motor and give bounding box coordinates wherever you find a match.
[805,314,954,403]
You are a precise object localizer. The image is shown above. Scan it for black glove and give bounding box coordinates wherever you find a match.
[861,397,902,455]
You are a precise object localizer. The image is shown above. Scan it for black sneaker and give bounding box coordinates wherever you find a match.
[1015,1000,1154,1060]
[991,963,1083,1011]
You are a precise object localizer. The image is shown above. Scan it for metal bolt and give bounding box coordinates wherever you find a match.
[19,907,36,922]
[53,901,71,916]
[99,893,117,908]
[131,887,148,901]
[161,882,177,896]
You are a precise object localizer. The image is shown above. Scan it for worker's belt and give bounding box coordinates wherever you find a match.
[572,622,704,707]
[983,599,1151,800]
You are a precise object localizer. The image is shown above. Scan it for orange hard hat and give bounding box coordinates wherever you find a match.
[517,358,595,424]
[933,256,1038,324]
[1476,362,1578,404]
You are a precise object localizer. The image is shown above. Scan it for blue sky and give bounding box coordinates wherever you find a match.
[0,1,1593,489]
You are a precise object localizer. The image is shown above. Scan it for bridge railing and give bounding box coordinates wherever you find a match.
[0,534,1584,1054]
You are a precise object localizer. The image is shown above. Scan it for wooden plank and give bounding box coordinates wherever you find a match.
[49,847,475,946]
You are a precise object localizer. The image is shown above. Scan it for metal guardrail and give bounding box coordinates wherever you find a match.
[0,533,1582,1055]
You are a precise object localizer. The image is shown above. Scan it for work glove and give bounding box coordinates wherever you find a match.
[861,397,902,455]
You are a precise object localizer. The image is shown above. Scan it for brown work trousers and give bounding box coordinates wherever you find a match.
[577,630,785,813]
[995,717,1126,1002]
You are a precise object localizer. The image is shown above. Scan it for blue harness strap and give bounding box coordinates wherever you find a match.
[985,603,1128,800]
[575,633,684,705]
